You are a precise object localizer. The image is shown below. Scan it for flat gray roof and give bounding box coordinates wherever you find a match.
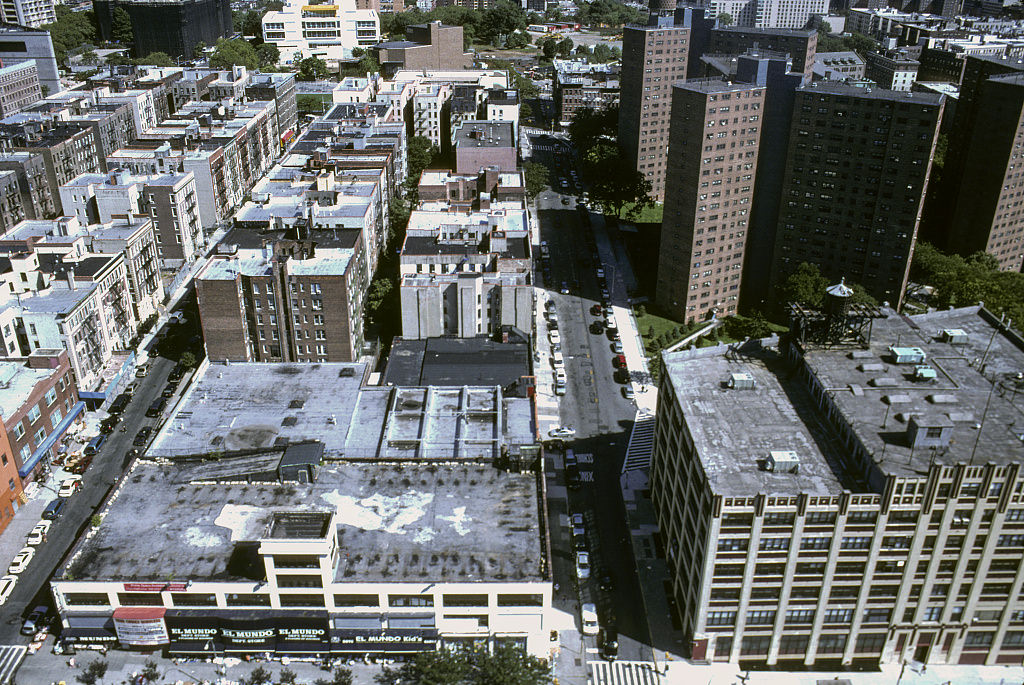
[150,362,537,460]
[62,460,544,583]
[662,341,853,497]
[801,306,1024,478]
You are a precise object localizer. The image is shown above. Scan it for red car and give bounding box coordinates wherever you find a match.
[591,304,603,316]
[613,354,627,369]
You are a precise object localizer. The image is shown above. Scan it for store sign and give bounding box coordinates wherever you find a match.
[113,616,169,646]
[167,625,219,641]
[123,582,186,592]
[331,629,438,652]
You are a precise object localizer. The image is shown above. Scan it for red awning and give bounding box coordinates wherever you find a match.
[281,129,295,144]
[113,607,166,620]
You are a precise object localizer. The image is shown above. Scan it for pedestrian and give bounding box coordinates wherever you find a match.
[68,657,76,668]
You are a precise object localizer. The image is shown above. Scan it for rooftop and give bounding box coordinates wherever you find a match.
[63,460,544,583]
[662,339,854,497]
[453,121,514,149]
[0,358,57,421]
[384,337,531,389]
[800,306,1024,479]
[149,362,537,460]
[799,80,945,105]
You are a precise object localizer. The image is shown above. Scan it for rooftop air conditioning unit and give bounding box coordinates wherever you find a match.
[942,328,968,344]
[766,450,800,474]
[889,346,927,364]
[914,365,937,381]
[728,372,755,390]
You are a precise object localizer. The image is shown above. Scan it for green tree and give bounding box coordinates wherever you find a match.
[297,55,329,80]
[481,0,527,43]
[358,50,380,75]
[555,36,573,58]
[378,645,551,685]
[242,666,272,685]
[111,6,133,45]
[137,52,175,67]
[716,12,733,25]
[278,668,297,685]
[140,660,160,683]
[512,69,538,99]
[243,9,264,38]
[43,6,99,64]
[777,261,829,309]
[256,42,280,66]
[538,36,557,60]
[209,38,258,70]
[524,161,549,197]
[591,42,613,63]
[407,135,438,183]
[314,667,354,685]
[568,105,618,151]
[192,41,206,59]
[505,29,530,48]
[723,312,781,340]
[297,94,329,114]
[179,351,197,369]
[77,660,109,685]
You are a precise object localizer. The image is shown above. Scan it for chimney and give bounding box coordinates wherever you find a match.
[66,270,76,290]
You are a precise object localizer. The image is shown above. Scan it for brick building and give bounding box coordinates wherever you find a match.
[0,61,41,117]
[709,26,817,81]
[655,79,766,323]
[196,230,368,363]
[373,22,471,78]
[770,84,943,307]
[453,121,516,175]
[2,123,103,215]
[552,60,619,126]
[0,151,56,220]
[0,349,80,489]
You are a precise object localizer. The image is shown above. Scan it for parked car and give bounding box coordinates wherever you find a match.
[614,368,631,384]
[99,415,121,434]
[146,398,167,417]
[548,330,561,345]
[613,354,627,369]
[612,340,624,355]
[133,427,153,447]
[108,393,130,415]
[161,382,178,398]
[168,365,186,382]
[600,627,619,661]
[622,386,635,400]
[0,576,16,605]
[83,434,106,456]
[21,606,48,636]
[549,426,576,438]
[26,520,50,545]
[68,456,92,475]
[590,321,605,335]
[573,532,587,551]
[8,547,34,574]
[590,303,603,316]
[571,512,584,528]
[575,552,591,580]
[581,603,599,635]
[560,281,570,294]
[124,382,138,396]
[57,476,82,498]
[135,362,150,378]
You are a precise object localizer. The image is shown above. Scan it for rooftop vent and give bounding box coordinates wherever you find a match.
[942,328,968,344]
[766,450,800,474]
[914,365,937,382]
[728,372,756,390]
[889,346,926,364]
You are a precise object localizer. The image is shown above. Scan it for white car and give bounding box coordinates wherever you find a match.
[576,551,591,580]
[57,476,82,498]
[8,547,34,574]
[549,425,576,438]
[581,603,599,635]
[0,575,16,605]
[26,520,50,546]
[548,330,561,345]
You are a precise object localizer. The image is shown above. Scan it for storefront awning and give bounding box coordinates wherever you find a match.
[62,627,118,643]
[20,401,85,477]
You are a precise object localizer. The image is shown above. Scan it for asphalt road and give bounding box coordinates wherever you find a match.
[530,134,654,663]
[0,295,203,642]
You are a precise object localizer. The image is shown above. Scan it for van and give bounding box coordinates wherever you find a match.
[84,434,106,456]
[108,394,130,415]
[42,498,67,520]
[146,397,167,417]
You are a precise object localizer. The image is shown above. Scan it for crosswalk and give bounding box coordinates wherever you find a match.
[622,411,656,473]
[0,645,26,684]
[590,660,665,685]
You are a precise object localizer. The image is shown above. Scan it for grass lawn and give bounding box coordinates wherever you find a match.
[618,202,663,224]
[634,306,705,349]
[296,94,332,115]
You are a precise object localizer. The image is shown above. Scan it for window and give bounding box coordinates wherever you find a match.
[823,609,853,624]
[801,537,830,550]
[50,408,62,429]
[718,538,748,551]
[389,595,434,607]
[841,536,871,550]
[863,608,891,623]
[746,610,776,625]
[226,594,271,606]
[854,633,886,653]
[277,575,322,588]
[785,609,814,624]
[779,635,809,655]
[964,631,994,647]
[33,427,46,444]
[279,594,325,607]
[64,593,111,606]
[496,594,543,606]
[740,635,771,656]
[443,594,488,607]
[707,611,736,626]
[334,594,379,607]
[759,538,790,551]
[44,388,57,405]
[117,592,163,606]
[26,405,40,423]
[818,634,847,653]
[171,593,217,606]
[11,423,24,440]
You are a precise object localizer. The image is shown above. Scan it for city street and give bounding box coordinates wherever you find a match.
[529,131,656,668]
[0,296,204,643]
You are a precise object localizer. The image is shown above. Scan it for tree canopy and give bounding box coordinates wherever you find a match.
[524,161,549,197]
[776,262,876,311]
[209,38,258,70]
[256,42,280,66]
[378,1,526,47]
[137,52,175,67]
[297,55,329,81]
[111,6,133,45]
[568,105,618,151]
[42,6,98,64]
[376,645,552,685]
[910,242,1024,327]
[816,30,878,55]
[575,0,642,28]
[407,136,439,187]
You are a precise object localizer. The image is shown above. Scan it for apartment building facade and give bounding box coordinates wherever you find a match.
[195,232,367,363]
[261,0,380,63]
[0,349,80,487]
[0,0,55,28]
[770,84,943,307]
[864,50,920,91]
[4,123,103,215]
[0,61,41,117]
[0,152,56,220]
[655,80,766,323]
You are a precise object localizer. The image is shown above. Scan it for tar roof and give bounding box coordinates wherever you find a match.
[453,121,514,148]
[383,338,531,388]
[800,306,1024,478]
[662,340,853,497]
[150,362,537,460]
[63,460,544,583]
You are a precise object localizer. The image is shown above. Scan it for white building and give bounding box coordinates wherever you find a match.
[706,0,827,29]
[411,83,451,148]
[0,0,55,29]
[262,0,381,63]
